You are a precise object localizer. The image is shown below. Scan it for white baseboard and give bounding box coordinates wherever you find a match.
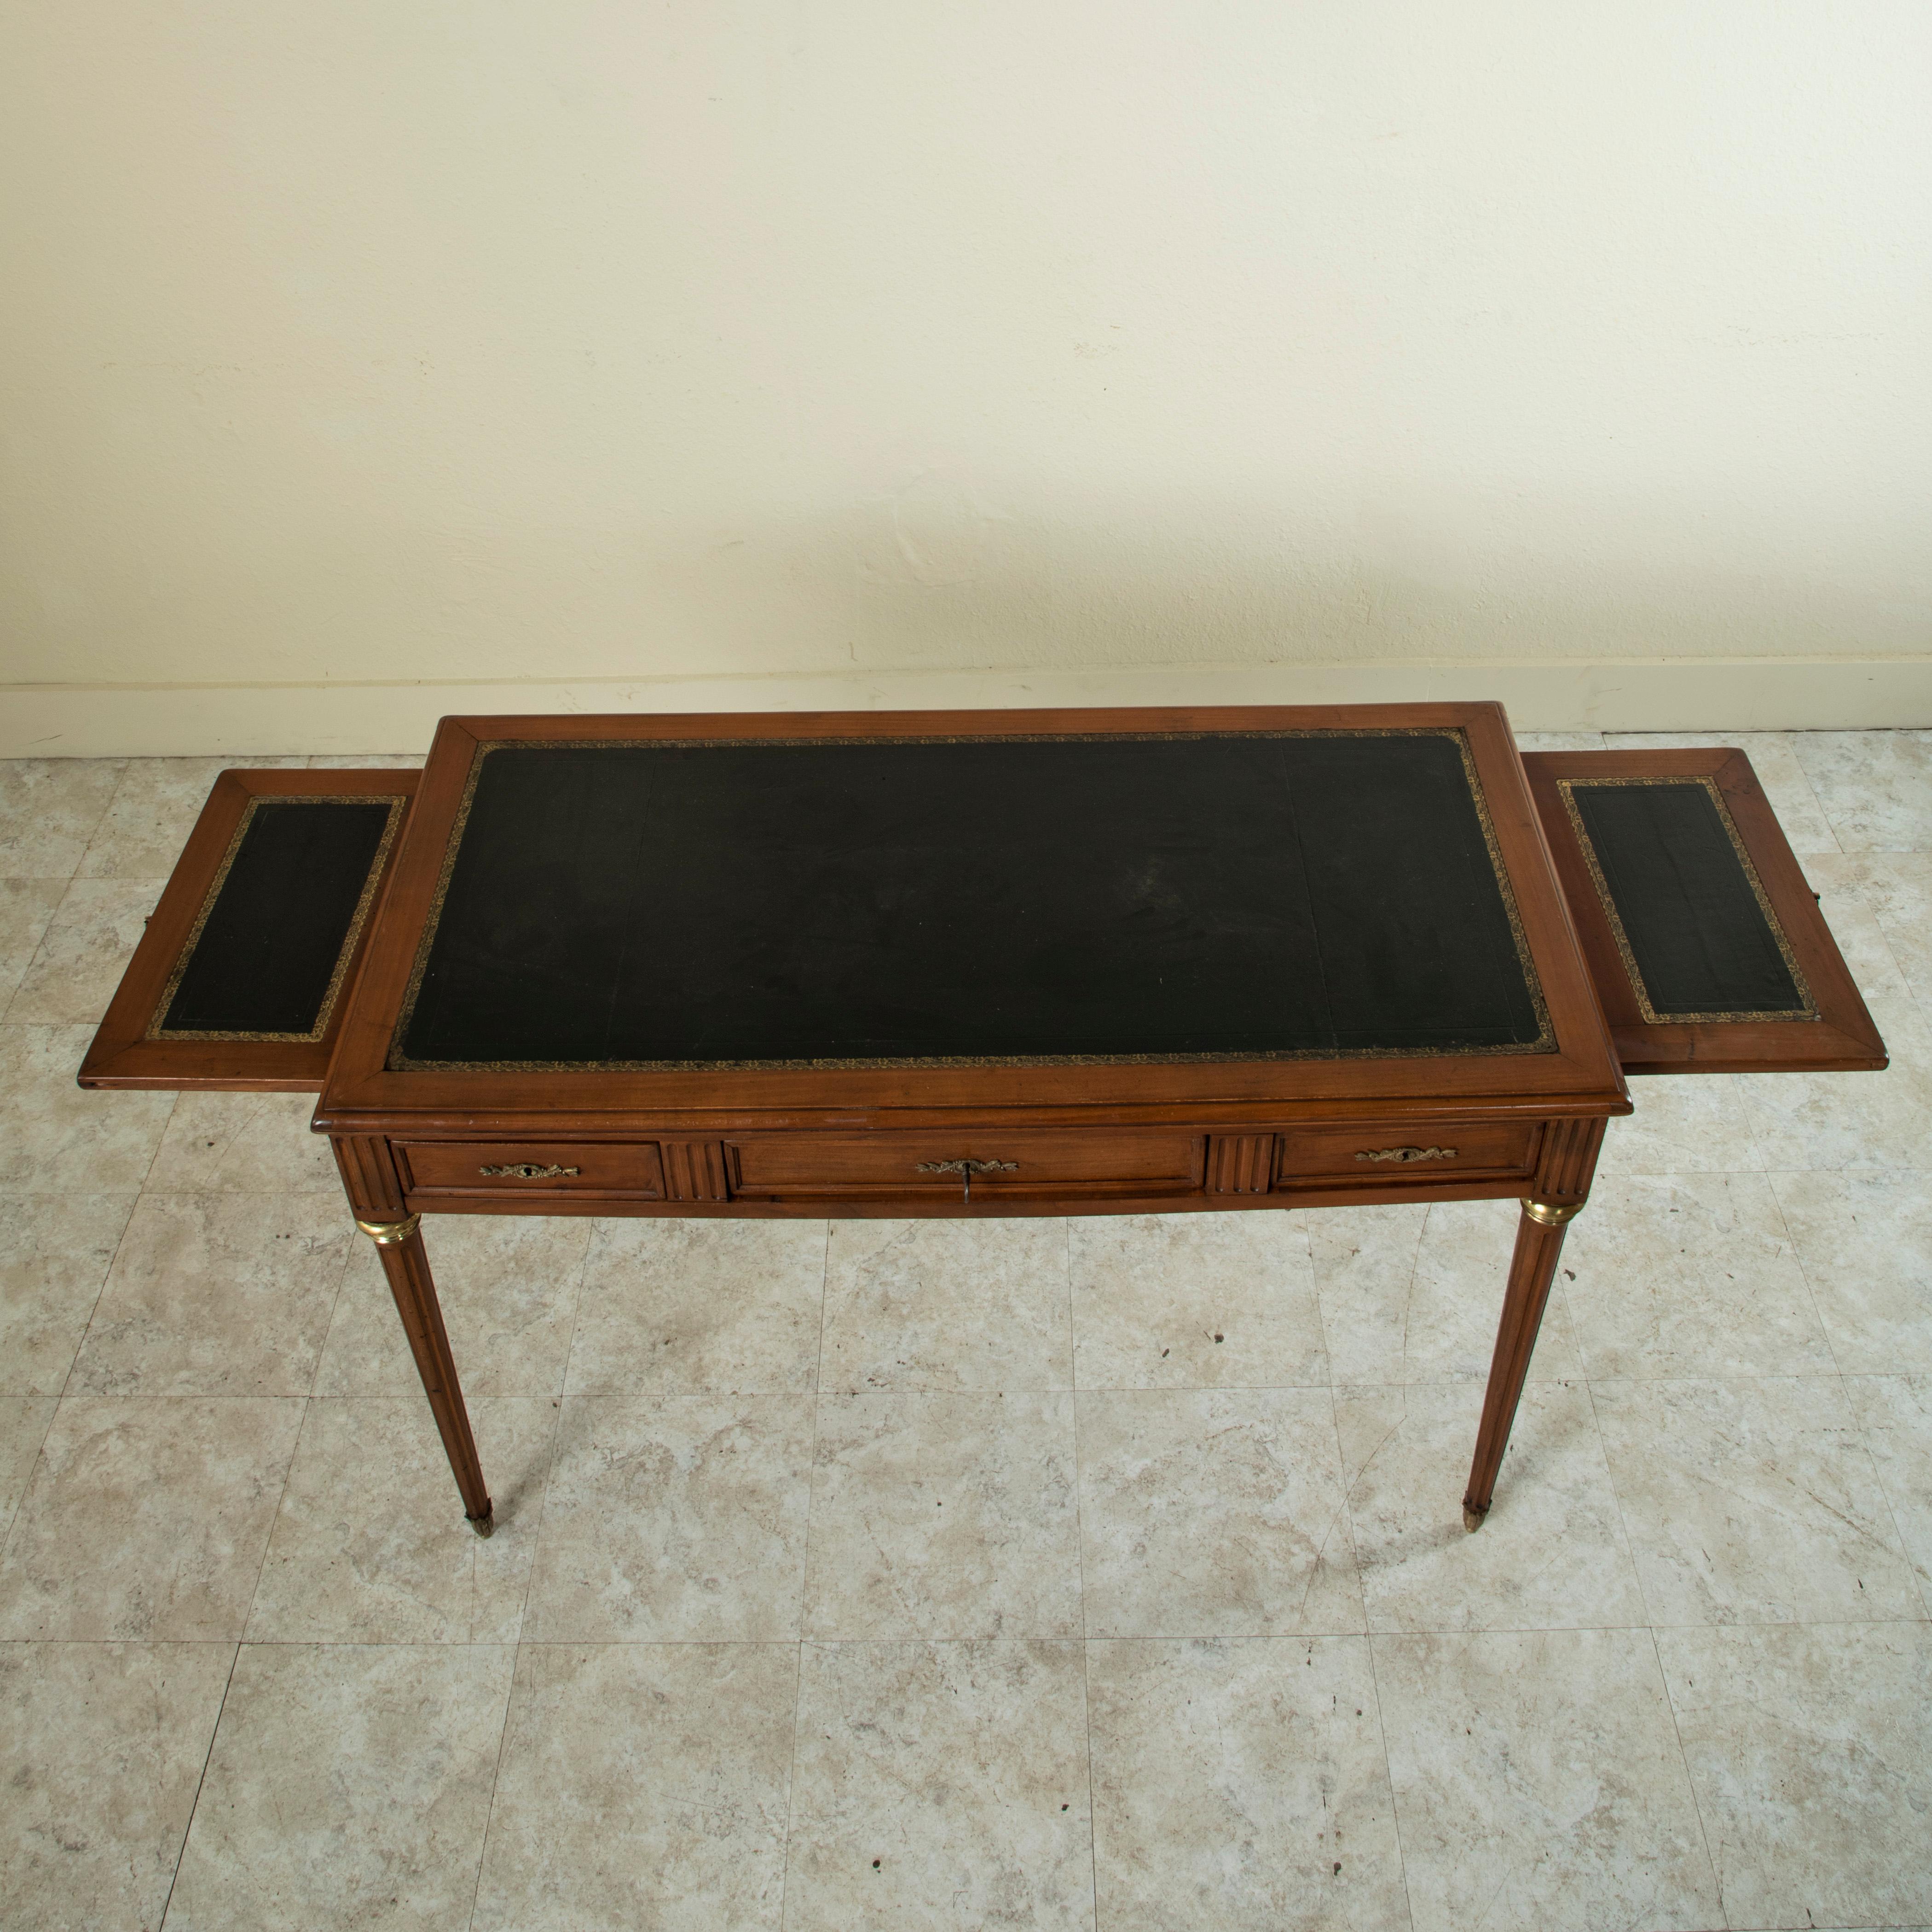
[6,658,1929,758]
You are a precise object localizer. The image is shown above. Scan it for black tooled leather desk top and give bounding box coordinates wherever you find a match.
[391,730,1550,1070]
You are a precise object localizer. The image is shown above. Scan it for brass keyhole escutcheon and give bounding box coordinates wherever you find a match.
[914,1157,1019,1202]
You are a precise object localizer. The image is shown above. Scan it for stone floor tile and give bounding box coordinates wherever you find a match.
[0,1192,136,1394]
[164,1641,513,1932]
[318,1216,590,1398]
[1562,1173,1834,1379]
[1845,1375,1932,1615]
[307,753,427,768]
[784,1639,1093,1932]
[1792,729,1932,851]
[1377,1627,1721,1932]
[144,1091,338,1194]
[820,1218,1070,1392]
[1771,1168,1932,1375]
[1741,994,1932,1169]
[69,1193,351,1397]
[804,1391,1080,1639]
[473,1642,795,1932]
[1077,1387,1362,1637]
[1337,1381,1645,1631]
[0,879,64,1008]
[1309,1200,1582,1386]
[0,1396,304,1640]
[1857,849,1932,999]
[0,759,124,878]
[1657,1621,1932,1931]
[74,755,305,881]
[0,1023,174,1192]
[0,1397,56,1535]
[1307,1207,1427,1387]
[1087,1636,1406,1932]
[1515,731,1607,751]
[1593,1376,1922,1625]
[1606,730,1840,853]
[1594,1073,1764,1177]
[3,877,160,1026]
[245,1398,556,1643]
[4,724,1926,1929]
[565,1217,823,1395]
[0,1640,234,1932]
[522,1394,811,1642]
[1070,1209,1326,1390]
[1796,851,1913,999]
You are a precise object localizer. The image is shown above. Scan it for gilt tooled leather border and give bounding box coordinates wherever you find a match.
[150,794,410,1044]
[386,729,1556,1071]
[1557,775,1817,1025]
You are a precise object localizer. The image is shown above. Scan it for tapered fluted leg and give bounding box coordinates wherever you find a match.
[355,1215,493,1534]
[1462,1197,1582,1531]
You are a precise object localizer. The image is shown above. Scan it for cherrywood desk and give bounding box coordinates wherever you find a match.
[81,705,1885,1538]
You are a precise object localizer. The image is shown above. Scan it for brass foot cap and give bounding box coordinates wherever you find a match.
[1462,1504,1487,1533]
[467,1510,494,1539]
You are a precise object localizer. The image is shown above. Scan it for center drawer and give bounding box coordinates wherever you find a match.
[397,1141,665,1200]
[725,1130,1204,1201]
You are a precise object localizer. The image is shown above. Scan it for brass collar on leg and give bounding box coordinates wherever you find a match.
[354,1214,422,1246]
[1523,1197,1584,1227]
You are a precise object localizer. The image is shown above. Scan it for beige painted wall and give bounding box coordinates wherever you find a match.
[3,2,1928,752]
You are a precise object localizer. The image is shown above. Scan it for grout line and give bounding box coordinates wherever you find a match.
[1066,1215,1103,1932]
[553,1215,602,1405]
[1325,1220,1419,1932]
[1767,1167,1932,1622]
[308,1158,361,1401]
[1782,734,1847,858]
[520,1215,604,1643]
[3,1617,1929,1654]
[17,1368,1915,1397]
[1848,864,1913,997]
[779,1220,835,1931]
[50,1183,147,1406]
[469,1215,605,1930]
[67,755,136,884]
[0,891,74,1027]
[462,1649,522,1932]
[1079,1640,1102,1932]
[0,1397,60,1561]
[132,1085,190,1196]
[156,1637,243,1931]
[1644,1623,1728,1926]
[1575,1369,1649,1608]
[1548,1203,1651,1630]
[1360,1633,1419,1932]
[236,1396,310,1643]
[776,1632,807,1932]
[796,1220,833,1640]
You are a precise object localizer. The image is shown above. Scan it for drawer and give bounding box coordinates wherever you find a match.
[1274,1122,1537,1186]
[725,1131,1204,1201]
[398,1141,665,1199]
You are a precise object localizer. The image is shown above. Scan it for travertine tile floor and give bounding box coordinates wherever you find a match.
[2,733,1930,1931]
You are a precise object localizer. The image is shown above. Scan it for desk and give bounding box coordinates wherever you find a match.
[80,705,1885,1537]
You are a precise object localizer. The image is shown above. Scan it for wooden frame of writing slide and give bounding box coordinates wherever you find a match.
[79,768,417,1093]
[1521,747,1885,1076]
